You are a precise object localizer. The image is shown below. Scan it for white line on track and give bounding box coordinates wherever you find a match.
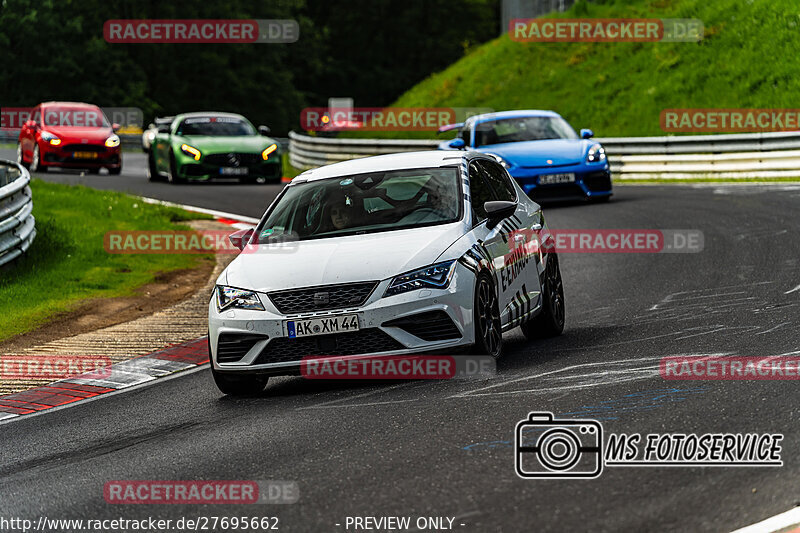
[730,506,800,533]
[140,196,261,224]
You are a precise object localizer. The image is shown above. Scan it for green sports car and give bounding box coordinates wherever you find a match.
[147,112,282,184]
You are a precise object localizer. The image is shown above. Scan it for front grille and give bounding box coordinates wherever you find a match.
[203,152,263,166]
[217,333,268,363]
[268,281,378,314]
[582,171,612,192]
[253,328,404,365]
[60,144,106,153]
[383,311,461,341]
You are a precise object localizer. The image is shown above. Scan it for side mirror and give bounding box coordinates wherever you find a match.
[580,128,594,139]
[228,228,254,251]
[485,201,517,229]
[258,125,271,136]
[112,123,121,132]
[449,138,466,150]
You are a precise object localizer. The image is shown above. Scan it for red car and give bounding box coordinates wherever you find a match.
[17,102,122,174]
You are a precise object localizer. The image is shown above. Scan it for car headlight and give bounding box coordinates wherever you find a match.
[262,143,278,160]
[40,131,61,146]
[180,143,202,161]
[105,134,120,148]
[216,285,265,311]
[485,153,510,168]
[384,260,457,297]
[587,144,606,163]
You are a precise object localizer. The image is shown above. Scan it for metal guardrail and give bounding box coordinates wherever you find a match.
[0,160,36,267]
[289,130,800,180]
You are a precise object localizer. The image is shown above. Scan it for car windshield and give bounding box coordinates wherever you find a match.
[176,116,256,136]
[42,106,109,128]
[475,116,578,146]
[256,167,461,242]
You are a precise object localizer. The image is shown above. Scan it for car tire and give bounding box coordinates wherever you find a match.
[211,366,268,396]
[168,152,184,184]
[521,252,565,340]
[16,143,29,169]
[30,144,46,173]
[208,339,268,395]
[147,152,160,181]
[109,166,122,175]
[470,272,503,358]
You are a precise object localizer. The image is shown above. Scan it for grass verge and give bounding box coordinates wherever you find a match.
[0,180,212,342]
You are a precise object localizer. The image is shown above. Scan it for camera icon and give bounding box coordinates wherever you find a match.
[515,412,603,479]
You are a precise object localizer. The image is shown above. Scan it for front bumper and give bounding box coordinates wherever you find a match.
[41,144,121,168]
[510,163,612,202]
[208,263,477,376]
[178,156,281,182]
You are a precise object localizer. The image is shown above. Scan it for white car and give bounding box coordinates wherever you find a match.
[208,150,565,395]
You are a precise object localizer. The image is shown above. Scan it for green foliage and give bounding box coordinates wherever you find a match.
[381,0,800,138]
[0,180,210,341]
[0,0,499,134]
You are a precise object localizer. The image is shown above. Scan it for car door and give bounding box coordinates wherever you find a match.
[20,106,41,158]
[153,122,172,174]
[475,158,543,329]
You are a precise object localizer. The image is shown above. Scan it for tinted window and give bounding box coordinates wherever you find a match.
[257,167,461,241]
[469,161,494,223]
[176,116,256,136]
[42,105,109,127]
[474,116,578,146]
[478,160,517,202]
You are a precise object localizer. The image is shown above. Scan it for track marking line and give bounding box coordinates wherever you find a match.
[731,506,800,533]
[140,196,260,224]
[785,284,800,295]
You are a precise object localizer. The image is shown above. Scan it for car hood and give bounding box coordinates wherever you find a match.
[223,223,466,293]
[481,139,589,168]
[42,126,114,142]
[175,135,277,154]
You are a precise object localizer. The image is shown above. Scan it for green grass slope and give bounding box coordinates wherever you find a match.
[387,0,800,138]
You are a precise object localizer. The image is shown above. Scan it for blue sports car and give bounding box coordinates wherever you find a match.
[438,110,612,202]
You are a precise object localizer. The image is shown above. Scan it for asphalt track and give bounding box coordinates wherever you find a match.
[1,150,800,532]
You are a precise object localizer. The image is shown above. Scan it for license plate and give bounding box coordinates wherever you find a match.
[220,167,249,175]
[539,172,575,185]
[73,151,98,159]
[286,314,360,338]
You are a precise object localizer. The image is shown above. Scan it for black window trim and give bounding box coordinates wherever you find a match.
[474,157,519,203]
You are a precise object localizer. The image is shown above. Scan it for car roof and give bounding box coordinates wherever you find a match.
[295,151,471,182]
[467,109,561,125]
[40,101,101,108]
[175,112,246,120]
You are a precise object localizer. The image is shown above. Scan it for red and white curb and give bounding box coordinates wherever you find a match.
[0,337,209,423]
